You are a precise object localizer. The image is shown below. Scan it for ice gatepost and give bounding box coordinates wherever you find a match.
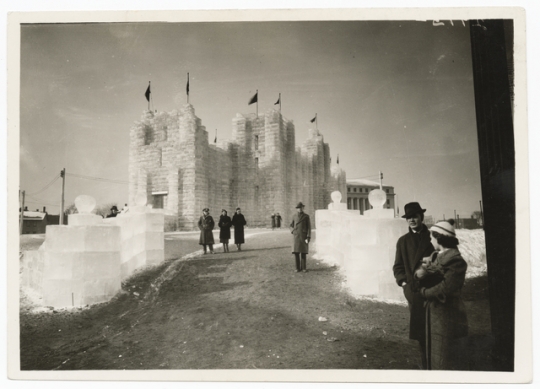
[21,195,122,308]
[315,190,408,301]
[20,194,165,308]
[103,192,165,277]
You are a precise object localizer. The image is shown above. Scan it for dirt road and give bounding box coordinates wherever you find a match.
[19,229,492,370]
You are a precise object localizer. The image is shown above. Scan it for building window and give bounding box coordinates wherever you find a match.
[254,135,259,150]
[347,197,352,209]
[152,192,168,209]
[347,187,350,193]
[385,189,389,193]
[353,188,357,193]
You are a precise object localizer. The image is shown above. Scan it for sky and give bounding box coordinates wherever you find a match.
[20,20,482,221]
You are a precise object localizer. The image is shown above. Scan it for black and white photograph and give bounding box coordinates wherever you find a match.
[6,4,533,385]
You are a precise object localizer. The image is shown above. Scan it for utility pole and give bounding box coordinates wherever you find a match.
[379,171,383,190]
[60,168,65,225]
[19,190,25,235]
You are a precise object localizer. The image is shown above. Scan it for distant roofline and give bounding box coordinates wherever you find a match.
[347,178,393,188]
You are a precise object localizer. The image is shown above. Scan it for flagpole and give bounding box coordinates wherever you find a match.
[256,89,258,117]
[316,113,318,131]
[148,81,151,111]
[279,93,281,112]
[187,73,189,104]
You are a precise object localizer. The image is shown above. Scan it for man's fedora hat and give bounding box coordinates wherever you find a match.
[402,202,426,219]
[295,202,305,209]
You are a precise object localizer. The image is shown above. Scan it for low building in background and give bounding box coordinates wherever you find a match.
[346,179,396,216]
[19,206,65,234]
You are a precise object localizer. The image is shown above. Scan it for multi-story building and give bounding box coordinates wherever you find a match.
[346,178,396,216]
[129,104,346,230]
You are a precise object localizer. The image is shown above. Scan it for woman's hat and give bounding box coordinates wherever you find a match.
[430,219,456,237]
[202,207,209,212]
[401,202,426,219]
[295,202,305,209]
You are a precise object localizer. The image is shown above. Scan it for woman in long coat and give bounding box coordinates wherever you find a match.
[290,202,311,272]
[416,219,468,370]
[231,207,247,251]
[198,208,215,254]
[218,209,232,253]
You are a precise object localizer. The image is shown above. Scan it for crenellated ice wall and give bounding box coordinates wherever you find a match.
[129,104,346,230]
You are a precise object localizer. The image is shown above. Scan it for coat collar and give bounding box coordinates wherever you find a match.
[296,212,308,223]
[408,224,428,235]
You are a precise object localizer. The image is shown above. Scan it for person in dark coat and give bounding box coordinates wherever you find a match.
[276,213,282,229]
[218,209,232,253]
[106,205,119,218]
[231,207,247,251]
[416,219,468,370]
[198,208,215,254]
[393,202,435,369]
[290,202,311,273]
[271,214,276,230]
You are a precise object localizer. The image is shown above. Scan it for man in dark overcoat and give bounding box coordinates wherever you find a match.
[290,202,311,273]
[198,208,215,254]
[231,207,247,251]
[393,202,435,369]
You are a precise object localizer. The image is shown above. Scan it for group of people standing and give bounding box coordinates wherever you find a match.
[198,207,247,254]
[394,201,469,370]
[270,213,282,230]
[197,203,313,274]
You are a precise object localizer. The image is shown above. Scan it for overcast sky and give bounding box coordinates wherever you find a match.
[20,20,482,221]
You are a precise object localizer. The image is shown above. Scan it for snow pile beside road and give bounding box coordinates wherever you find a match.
[456,229,487,278]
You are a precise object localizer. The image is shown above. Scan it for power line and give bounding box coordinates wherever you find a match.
[26,174,60,196]
[66,172,129,185]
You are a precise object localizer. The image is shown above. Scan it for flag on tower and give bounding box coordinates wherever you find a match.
[274,95,280,105]
[186,73,190,96]
[310,114,317,123]
[214,129,217,144]
[144,82,151,102]
[248,91,258,105]
[337,154,340,164]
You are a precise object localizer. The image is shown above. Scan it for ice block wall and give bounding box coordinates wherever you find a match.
[39,224,122,307]
[104,206,165,278]
[21,197,165,308]
[315,208,408,301]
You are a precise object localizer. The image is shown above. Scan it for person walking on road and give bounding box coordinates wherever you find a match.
[231,207,247,251]
[393,202,435,369]
[198,208,215,254]
[271,213,276,230]
[218,209,232,253]
[290,202,311,273]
